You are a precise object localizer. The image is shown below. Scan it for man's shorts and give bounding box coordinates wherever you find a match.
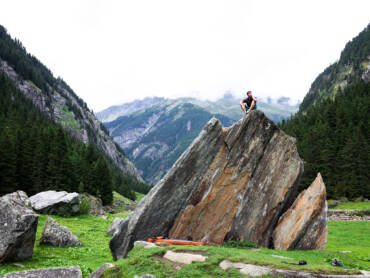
[245,103,257,111]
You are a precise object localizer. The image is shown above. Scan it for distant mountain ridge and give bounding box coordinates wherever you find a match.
[101,95,298,184]
[97,94,299,123]
[96,97,165,123]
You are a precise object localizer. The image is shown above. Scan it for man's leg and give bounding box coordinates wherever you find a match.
[245,104,250,113]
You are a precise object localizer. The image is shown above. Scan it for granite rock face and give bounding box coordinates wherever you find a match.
[40,217,82,247]
[29,191,80,215]
[1,191,32,208]
[0,266,82,278]
[0,192,38,262]
[107,218,125,236]
[110,111,304,259]
[273,173,327,250]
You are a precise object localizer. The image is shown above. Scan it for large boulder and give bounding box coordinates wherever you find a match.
[40,217,82,247]
[0,192,38,262]
[0,266,82,278]
[29,190,80,215]
[110,111,303,259]
[273,173,327,250]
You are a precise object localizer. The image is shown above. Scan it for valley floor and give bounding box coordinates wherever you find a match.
[1,207,369,277]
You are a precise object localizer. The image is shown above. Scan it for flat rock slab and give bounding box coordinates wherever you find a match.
[163,250,207,265]
[29,191,80,215]
[0,266,82,278]
[271,254,294,260]
[219,260,370,278]
[0,192,38,262]
[219,260,271,276]
[134,241,157,248]
[40,217,82,247]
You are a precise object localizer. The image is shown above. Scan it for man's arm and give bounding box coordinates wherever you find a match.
[240,100,247,113]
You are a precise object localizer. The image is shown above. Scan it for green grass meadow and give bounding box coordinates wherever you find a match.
[0,201,369,277]
[332,202,370,210]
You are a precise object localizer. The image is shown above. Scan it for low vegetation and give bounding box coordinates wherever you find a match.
[332,202,370,210]
[1,204,369,277]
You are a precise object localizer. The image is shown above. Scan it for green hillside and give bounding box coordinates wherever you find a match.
[300,23,370,112]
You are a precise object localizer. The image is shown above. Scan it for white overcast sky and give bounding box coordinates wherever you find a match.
[1,1,369,111]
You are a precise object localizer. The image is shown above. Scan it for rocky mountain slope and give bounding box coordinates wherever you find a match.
[105,100,235,184]
[101,95,298,184]
[0,25,142,181]
[299,23,370,112]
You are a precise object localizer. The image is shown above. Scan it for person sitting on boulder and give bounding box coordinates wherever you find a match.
[240,91,257,115]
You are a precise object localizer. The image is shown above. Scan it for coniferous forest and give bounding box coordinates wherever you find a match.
[279,81,370,199]
[0,72,145,204]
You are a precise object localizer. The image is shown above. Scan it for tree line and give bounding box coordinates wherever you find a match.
[279,81,370,199]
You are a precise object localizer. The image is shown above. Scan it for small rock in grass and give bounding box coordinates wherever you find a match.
[219,260,249,271]
[339,250,352,253]
[271,254,294,260]
[239,265,271,276]
[87,263,115,278]
[40,217,82,247]
[163,250,207,265]
[0,266,82,278]
[134,241,157,248]
[134,275,156,278]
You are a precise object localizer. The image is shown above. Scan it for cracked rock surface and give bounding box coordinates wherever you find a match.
[110,111,304,259]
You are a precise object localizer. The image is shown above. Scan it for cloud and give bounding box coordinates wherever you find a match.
[1,0,369,111]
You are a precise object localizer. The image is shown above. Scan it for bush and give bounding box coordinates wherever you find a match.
[79,198,91,215]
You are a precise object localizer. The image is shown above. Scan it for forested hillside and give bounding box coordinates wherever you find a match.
[280,23,370,199]
[0,25,150,201]
[0,24,143,180]
[300,23,370,112]
[280,82,369,198]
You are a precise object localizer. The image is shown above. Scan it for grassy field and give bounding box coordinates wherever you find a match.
[331,202,370,210]
[1,198,369,277]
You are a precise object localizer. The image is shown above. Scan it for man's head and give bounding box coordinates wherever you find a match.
[246,91,252,98]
